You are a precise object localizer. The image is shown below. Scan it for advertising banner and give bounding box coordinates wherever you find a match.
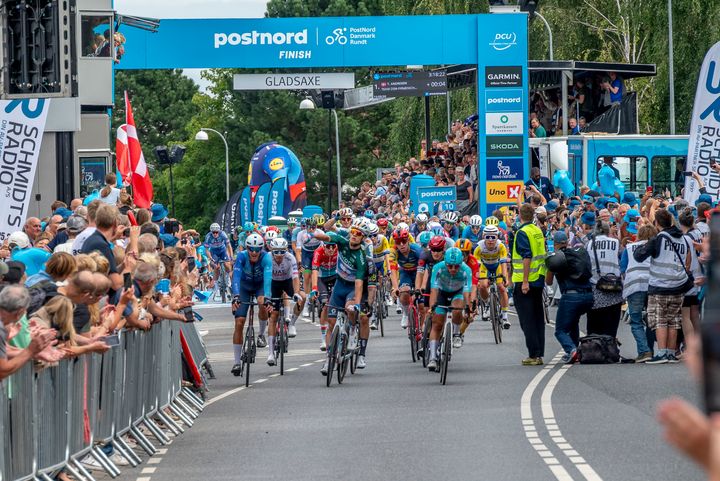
[486,158,524,181]
[224,190,243,235]
[253,182,272,227]
[408,174,440,214]
[239,186,253,225]
[486,181,524,203]
[684,41,720,205]
[0,99,51,241]
[233,72,355,90]
[268,178,287,218]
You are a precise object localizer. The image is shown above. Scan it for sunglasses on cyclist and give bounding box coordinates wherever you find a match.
[341,217,353,221]
[484,235,498,241]
[396,239,408,245]
[272,250,287,256]
[247,246,263,253]
[325,243,337,249]
[350,228,365,237]
[446,263,460,269]
[430,248,444,254]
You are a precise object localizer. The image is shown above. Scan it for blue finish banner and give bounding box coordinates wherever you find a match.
[268,178,286,218]
[118,15,479,69]
[239,186,253,224]
[253,182,272,226]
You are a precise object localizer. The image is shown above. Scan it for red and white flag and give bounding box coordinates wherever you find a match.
[116,91,153,208]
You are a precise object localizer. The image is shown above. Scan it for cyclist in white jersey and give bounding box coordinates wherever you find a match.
[267,238,304,365]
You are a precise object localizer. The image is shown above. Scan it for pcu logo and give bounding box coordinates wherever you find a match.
[489,32,517,51]
[700,60,720,122]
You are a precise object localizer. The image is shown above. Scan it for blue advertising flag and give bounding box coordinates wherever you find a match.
[239,186,253,224]
[408,175,438,214]
[268,178,287,218]
[253,182,272,226]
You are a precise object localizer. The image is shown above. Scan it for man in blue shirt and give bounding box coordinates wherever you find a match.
[8,232,51,277]
[524,167,555,202]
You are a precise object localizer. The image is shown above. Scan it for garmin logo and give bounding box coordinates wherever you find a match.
[214,29,309,48]
[485,66,523,87]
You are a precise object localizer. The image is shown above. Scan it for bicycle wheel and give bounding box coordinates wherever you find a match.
[219,267,227,303]
[326,324,339,387]
[337,332,349,384]
[489,292,501,344]
[440,322,452,385]
[278,322,285,375]
[422,315,431,368]
[408,306,418,363]
[350,330,359,375]
[543,289,551,324]
[244,326,254,388]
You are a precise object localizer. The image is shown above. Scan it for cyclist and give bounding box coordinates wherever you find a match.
[310,239,339,351]
[416,235,447,335]
[461,215,484,248]
[267,238,304,366]
[337,207,355,231]
[377,217,390,238]
[455,238,480,347]
[410,213,429,238]
[368,222,390,330]
[441,211,460,241]
[264,230,279,251]
[283,216,296,244]
[427,247,472,371]
[389,228,423,328]
[417,231,433,250]
[204,223,233,289]
[236,222,256,251]
[295,217,323,316]
[230,233,272,376]
[474,224,511,329]
[315,218,370,374]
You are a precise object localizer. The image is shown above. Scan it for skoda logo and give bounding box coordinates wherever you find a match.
[489,32,517,51]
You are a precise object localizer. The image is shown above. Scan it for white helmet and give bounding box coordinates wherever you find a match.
[351,217,369,234]
[416,213,428,224]
[366,223,379,236]
[269,237,288,251]
[469,215,483,227]
[442,211,458,224]
[264,230,278,241]
[427,221,441,231]
[483,225,500,238]
[245,233,264,249]
[259,225,268,234]
[339,207,353,218]
[209,223,221,232]
[397,222,409,231]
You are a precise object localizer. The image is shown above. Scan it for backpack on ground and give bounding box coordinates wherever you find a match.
[578,334,620,364]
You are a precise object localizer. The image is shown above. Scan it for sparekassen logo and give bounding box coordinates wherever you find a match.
[485,112,524,135]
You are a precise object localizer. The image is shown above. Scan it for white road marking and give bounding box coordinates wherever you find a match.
[254,378,267,384]
[205,386,246,406]
[141,467,157,474]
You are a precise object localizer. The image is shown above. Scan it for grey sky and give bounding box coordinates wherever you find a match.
[114,0,267,89]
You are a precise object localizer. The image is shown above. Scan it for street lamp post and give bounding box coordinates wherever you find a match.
[534,12,554,61]
[668,0,676,134]
[195,128,230,202]
[300,98,342,211]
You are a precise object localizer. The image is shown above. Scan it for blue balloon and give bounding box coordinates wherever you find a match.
[553,169,575,196]
[598,165,617,196]
[613,178,625,198]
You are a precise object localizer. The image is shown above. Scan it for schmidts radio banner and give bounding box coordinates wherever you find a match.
[0,99,50,241]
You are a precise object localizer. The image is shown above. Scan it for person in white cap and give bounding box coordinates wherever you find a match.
[8,232,51,277]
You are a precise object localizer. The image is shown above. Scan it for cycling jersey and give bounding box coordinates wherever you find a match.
[371,234,390,266]
[464,255,480,286]
[312,246,338,278]
[296,229,323,252]
[389,243,423,272]
[327,231,367,283]
[282,229,292,244]
[409,223,426,239]
[271,253,298,281]
[205,231,229,252]
[473,240,508,266]
[231,251,272,297]
[291,226,302,243]
[417,249,442,275]
[431,261,472,293]
[443,225,460,241]
[461,225,483,247]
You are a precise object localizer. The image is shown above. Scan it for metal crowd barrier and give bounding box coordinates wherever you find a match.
[1,322,206,481]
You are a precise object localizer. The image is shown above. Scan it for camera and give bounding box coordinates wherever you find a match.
[164,219,180,235]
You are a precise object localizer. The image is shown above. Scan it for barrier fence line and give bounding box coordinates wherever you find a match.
[1,321,205,481]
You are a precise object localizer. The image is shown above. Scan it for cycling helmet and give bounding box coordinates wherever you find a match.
[483,225,500,238]
[442,211,458,224]
[339,207,353,218]
[210,223,221,232]
[444,247,463,266]
[366,223,379,236]
[417,231,433,248]
[313,213,326,225]
[241,222,253,232]
[416,213,429,224]
[377,218,389,228]
[469,215,483,227]
[427,221,441,231]
[258,225,268,235]
[287,217,298,226]
[485,216,500,226]
[364,210,374,219]
[392,229,410,242]
[455,238,473,253]
[269,237,288,251]
[306,217,318,228]
[428,236,446,251]
[351,217,369,234]
[397,222,409,231]
[245,233,264,249]
[430,226,445,238]
[264,230,278,241]
[266,226,280,234]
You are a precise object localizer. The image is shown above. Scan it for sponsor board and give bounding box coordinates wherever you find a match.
[486,157,524,181]
[485,66,522,88]
[485,181,524,203]
[485,112,524,135]
[485,88,523,112]
[417,185,457,203]
[486,135,524,157]
[233,72,355,90]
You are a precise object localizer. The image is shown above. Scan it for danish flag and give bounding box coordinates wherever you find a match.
[116,91,153,208]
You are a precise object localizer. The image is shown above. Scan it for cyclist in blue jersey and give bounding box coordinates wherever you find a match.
[409,213,429,238]
[204,223,234,289]
[461,215,484,248]
[389,229,424,329]
[230,233,273,376]
[427,247,472,371]
[441,211,461,241]
[314,218,370,374]
[236,222,255,252]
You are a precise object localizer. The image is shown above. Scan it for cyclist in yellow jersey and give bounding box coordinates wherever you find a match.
[474,225,511,329]
[367,223,389,329]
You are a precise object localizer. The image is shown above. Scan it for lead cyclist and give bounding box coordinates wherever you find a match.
[204,223,234,288]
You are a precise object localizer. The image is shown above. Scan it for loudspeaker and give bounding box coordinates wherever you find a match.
[170,145,186,164]
[154,146,171,165]
[321,90,336,109]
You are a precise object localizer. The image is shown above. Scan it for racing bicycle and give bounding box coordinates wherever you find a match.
[483,265,505,345]
[325,305,361,387]
[430,305,463,385]
[269,297,290,375]
[238,298,258,387]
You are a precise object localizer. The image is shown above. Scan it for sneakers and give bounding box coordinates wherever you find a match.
[231,363,243,376]
[400,315,408,329]
[386,297,394,306]
[267,352,276,366]
[521,357,544,366]
[110,453,130,466]
[302,306,310,318]
[427,359,438,371]
[81,455,104,472]
[508,297,514,306]
[452,335,462,349]
[561,349,579,364]
[646,353,669,364]
[320,339,327,352]
[256,335,267,348]
[481,304,490,319]
[502,319,511,329]
[667,353,680,364]
[288,325,297,338]
[370,319,378,330]
[635,352,653,363]
[357,355,367,369]
[396,305,403,315]
[320,361,329,376]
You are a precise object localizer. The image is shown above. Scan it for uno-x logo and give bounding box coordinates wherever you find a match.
[700,60,720,122]
[489,32,517,51]
[4,99,46,118]
[326,28,348,45]
[507,185,521,199]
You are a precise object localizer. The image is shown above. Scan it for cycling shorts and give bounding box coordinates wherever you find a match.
[374,260,387,276]
[417,288,431,306]
[434,289,464,314]
[328,278,357,319]
[210,249,230,263]
[479,262,503,284]
[270,279,295,308]
[399,270,417,288]
[318,275,337,303]
[233,283,264,318]
[301,250,314,271]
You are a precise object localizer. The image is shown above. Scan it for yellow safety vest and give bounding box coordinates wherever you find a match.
[511,223,547,283]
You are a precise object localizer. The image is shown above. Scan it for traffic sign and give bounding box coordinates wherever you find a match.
[372,70,447,97]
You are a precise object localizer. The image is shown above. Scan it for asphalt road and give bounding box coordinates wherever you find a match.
[117,302,704,481]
